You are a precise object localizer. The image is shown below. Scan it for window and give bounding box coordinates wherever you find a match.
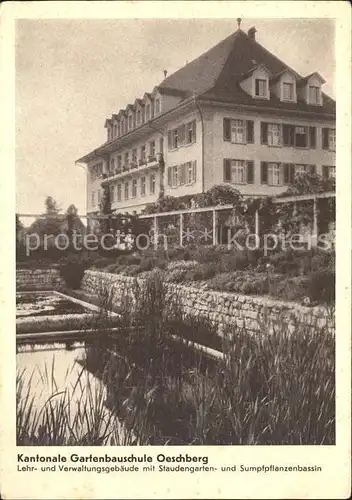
[140,145,146,163]
[109,158,115,174]
[223,160,254,184]
[113,125,117,137]
[167,163,195,188]
[128,115,133,130]
[231,160,246,184]
[117,184,121,202]
[309,127,317,148]
[91,191,95,207]
[283,164,295,185]
[140,176,146,196]
[323,128,336,151]
[168,120,197,150]
[149,141,156,157]
[132,149,137,164]
[255,78,267,97]
[187,162,193,184]
[98,189,102,204]
[224,119,254,143]
[261,163,283,185]
[172,166,178,187]
[323,166,335,180]
[117,156,122,170]
[150,174,156,194]
[186,121,196,144]
[231,120,245,143]
[155,99,160,115]
[268,163,282,186]
[295,164,306,176]
[132,179,137,198]
[179,161,196,185]
[173,129,179,149]
[268,123,281,146]
[124,182,129,200]
[145,104,150,121]
[137,110,141,125]
[309,86,320,105]
[159,137,164,154]
[282,124,294,146]
[110,185,115,202]
[294,126,308,148]
[283,82,294,101]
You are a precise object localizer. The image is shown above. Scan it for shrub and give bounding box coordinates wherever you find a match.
[59,253,89,289]
[184,262,218,281]
[218,252,249,272]
[164,268,188,283]
[120,264,140,276]
[167,260,198,271]
[207,273,235,291]
[269,276,310,303]
[307,269,335,304]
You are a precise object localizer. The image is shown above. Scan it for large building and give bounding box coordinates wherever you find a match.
[76,23,335,220]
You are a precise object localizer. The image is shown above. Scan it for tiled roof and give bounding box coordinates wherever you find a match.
[297,72,326,86]
[156,86,188,97]
[157,29,240,96]
[158,28,335,115]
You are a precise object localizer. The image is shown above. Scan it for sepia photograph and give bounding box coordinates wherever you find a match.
[15,16,337,448]
[1,2,350,498]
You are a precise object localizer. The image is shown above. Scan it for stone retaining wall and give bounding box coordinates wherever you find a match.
[16,267,65,291]
[81,270,335,336]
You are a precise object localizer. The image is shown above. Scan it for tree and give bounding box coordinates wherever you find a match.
[66,204,78,216]
[16,215,24,243]
[66,204,79,246]
[99,186,112,234]
[283,172,335,196]
[45,196,60,214]
[142,195,181,214]
[206,185,243,206]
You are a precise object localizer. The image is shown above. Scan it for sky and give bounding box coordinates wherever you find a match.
[15,18,335,224]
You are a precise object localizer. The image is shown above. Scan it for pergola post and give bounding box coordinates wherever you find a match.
[312,198,318,247]
[255,209,259,238]
[212,209,217,246]
[179,213,184,247]
[153,215,158,249]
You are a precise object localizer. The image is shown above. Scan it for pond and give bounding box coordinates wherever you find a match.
[16,292,92,318]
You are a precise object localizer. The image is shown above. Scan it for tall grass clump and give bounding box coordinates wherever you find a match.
[82,272,335,445]
[16,358,138,446]
[17,272,335,445]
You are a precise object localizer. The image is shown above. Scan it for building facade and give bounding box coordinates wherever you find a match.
[76,25,335,221]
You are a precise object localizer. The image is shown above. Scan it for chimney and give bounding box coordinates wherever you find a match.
[237,18,242,30]
[248,26,257,40]
[163,69,167,79]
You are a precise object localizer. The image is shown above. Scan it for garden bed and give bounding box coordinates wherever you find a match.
[90,245,335,306]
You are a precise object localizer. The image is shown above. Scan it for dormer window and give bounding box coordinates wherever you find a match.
[309,85,321,105]
[283,82,294,101]
[136,110,141,125]
[145,104,151,121]
[155,99,160,116]
[255,79,267,98]
[297,72,325,106]
[128,115,133,131]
